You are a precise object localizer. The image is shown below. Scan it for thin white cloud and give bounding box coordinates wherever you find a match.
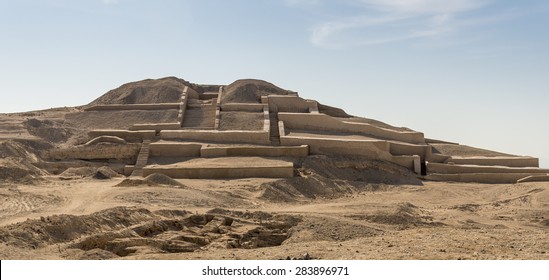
[305,0,496,48]
[310,14,412,47]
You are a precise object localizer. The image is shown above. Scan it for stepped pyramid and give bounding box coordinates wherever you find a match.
[46,77,549,184]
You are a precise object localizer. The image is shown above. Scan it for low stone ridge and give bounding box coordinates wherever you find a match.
[0,76,547,184]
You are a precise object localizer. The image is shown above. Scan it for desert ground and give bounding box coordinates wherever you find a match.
[1,174,548,260]
[1,77,548,260]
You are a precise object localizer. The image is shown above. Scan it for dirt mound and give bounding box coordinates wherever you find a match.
[144,173,185,187]
[299,155,422,184]
[0,160,43,183]
[58,166,119,179]
[0,207,301,258]
[285,216,382,243]
[60,167,96,177]
[0,139,51,159]
[114,178,155,187]
[87,77,195,106]
[0,207,156,248]
[222,79,296,103]
[0,140,49,183]
[347,203,445,230]
[259,155,422,202]
[259,176,349,202]
[23,118,73,143]
[115,174,185,188]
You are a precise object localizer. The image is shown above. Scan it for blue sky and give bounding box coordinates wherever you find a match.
[1,0,548,166]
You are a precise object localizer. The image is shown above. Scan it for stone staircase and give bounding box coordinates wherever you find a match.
[269,112,280,146]
[130,139,151,177]
[182,99,216,129]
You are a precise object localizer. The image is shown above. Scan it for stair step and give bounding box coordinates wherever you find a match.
[133,140,152,175]
[268,112,280,145]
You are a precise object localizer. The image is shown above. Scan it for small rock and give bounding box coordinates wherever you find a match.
[223,217,234,226]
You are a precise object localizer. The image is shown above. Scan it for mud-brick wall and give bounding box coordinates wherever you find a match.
[279,113,425,144]
[49,143,140,161]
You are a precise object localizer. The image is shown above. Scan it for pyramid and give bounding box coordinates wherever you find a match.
[3,77,548,184]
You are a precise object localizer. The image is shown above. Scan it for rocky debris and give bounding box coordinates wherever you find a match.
[207,208,276,222]
[0,207,156,248]
[0,207,301,259]
[284,252,314,260]
[222,217,234,226]
[93,166,119,180]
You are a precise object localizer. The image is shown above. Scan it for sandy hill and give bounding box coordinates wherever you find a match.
[87,77,197,106]
[222,79,296,103]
